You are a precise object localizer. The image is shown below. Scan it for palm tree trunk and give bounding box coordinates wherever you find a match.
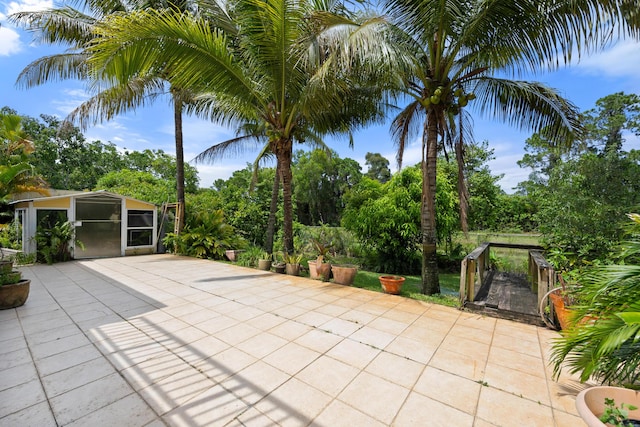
[264,162,280,254]
[172,92,185,234]
[421,110,440,295]
[276,140,294,254]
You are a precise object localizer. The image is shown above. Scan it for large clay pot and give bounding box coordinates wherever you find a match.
[0,279,30,309]
[379,276,405,295]
[316,262,331,281]
[308,261,319,279]
[332,265,358,286]
[576,386,640,427]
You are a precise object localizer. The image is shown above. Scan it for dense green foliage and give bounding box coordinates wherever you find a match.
[519,93,640,268]
[342,167,423,274]
[551,214,640,386]
[293,149,362,226]
[537,152,640,267]
[213,166,278,247]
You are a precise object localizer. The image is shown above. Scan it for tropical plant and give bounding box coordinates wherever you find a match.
[551,214,640,387]
[35,218,78,264]
[236,245,265,268]
[163,209,244,260]
[85,0,389,256]
[374,0,640,294]
[0,112,48,203]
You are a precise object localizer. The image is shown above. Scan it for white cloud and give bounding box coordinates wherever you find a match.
[0,25,21,55]
[5,0,53,16]
[0,0,54,55]
[575,40,640,78]
[195,163,249,187]
[50,88,90,114]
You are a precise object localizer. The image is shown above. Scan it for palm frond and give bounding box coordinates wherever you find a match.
[15,53,89,88]
[472,77,582,147]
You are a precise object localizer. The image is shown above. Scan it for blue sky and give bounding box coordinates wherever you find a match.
[1,0,639,193]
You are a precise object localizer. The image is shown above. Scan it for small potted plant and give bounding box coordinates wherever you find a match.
[576,387,640,427]
[258,252,272,271]
[283,253,303,276]
[308,237,333,280]
[0,247,30,309]
[379,275,405,295]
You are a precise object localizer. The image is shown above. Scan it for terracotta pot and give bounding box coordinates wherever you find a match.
[225,250,244,262]
[576,386,640,427]
[379,275,405,295]
[258,259,272,271]
[549,291,573,330]
[0,279,30,310]
[285,263,300,276]
[316,262,331,281]
[332,265,357,286]
[308,261,319,279]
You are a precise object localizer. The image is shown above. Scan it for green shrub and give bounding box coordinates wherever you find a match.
[237,246,264,267]
[35,220,77,264]
[163,209,245,259]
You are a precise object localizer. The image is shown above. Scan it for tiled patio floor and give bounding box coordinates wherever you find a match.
[1,254,591,426]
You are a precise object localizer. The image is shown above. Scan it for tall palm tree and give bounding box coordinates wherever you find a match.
[88,0,388,253]
[10,0,230,232]
[372,0,639,294]
[194,122,331,254]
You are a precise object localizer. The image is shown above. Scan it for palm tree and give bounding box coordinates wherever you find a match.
[370,0,639,294]
[10,0,229,232]
[87,0,387,253]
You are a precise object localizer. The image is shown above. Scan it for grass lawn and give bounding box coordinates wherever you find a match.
[350,270,460,307]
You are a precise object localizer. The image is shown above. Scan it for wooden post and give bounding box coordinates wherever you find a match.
[459,258,468,304]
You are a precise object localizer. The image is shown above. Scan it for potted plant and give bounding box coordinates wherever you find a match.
[576,386,640,427]
[331,264,358,286]
[283,253,303,276]
[0,248,30,309]
[257,252,272,271]
[548,274,579,330]
[379,275,405,295]
[308,237,333,280]
[314,255,332,281]
[272,261,286,274]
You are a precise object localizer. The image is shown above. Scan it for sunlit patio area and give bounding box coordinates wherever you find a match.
[1,254,591,426]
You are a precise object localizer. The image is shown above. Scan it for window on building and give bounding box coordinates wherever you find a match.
[127,210,153,247]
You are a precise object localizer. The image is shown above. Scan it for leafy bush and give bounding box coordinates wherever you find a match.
[0,221,20,250]
[163,209,245,259]
[237,246,264,267]
[35,219,76,264]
